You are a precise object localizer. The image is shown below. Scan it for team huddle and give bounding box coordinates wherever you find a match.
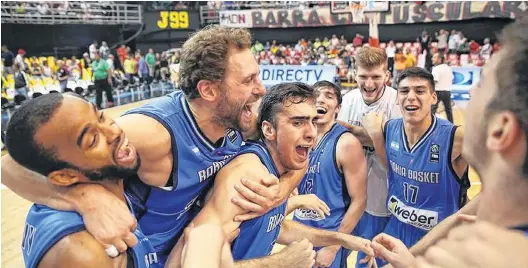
[3,17,528,268]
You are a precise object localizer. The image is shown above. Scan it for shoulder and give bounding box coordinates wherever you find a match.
[219,152,269,181]
[38,231,117,268]
[336,132,362,152]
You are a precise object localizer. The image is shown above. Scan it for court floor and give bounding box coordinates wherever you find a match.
[1,99,479,267]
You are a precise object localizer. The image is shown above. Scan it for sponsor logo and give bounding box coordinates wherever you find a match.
[294,208,324,221]
[390,140,400,151]
[453,69,474,86]
[226,128,238,144]
[388,196,438,231]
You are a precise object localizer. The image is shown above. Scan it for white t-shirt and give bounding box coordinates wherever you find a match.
[338,86,402,217]
[386,46,396,58]
[432,64,453,92]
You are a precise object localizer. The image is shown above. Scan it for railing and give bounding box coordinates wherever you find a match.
[1,2,143,25]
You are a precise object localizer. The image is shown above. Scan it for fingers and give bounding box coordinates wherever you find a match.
[309,249,317,267]
[113,239,128,253]
[232,196,264,214]
[233,212,260,222]
[122,232,139,248]
[225,228,240,243]
[260,174,279,186]
[234,183,270,211]
[456,214,477,223]
[371,241,396,263]
[315,207,327,219]
[319,200,331,216]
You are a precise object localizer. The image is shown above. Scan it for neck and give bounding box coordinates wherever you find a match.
[187,98,226,144]
[98,180,126,203]
[478,166,528,228]
[316,120,335,144]
[265,140,287,176]
[403,114,432,148]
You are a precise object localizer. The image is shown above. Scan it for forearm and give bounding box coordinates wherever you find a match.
[410,194,480,255]
[337,200,365,236]
[285,195,302,215]
[278,220,346,248]
[234,254,282,268]
[370,132,388,170]
[277,167,306,203]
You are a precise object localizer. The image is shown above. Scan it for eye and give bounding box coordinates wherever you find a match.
[293,120,303,127]
[99,112,104,122]
[89,134,98,148]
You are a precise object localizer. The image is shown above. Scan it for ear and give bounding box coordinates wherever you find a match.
[486,112,522,153]
[261,120,276,141]
[47,169,85,187]
[335,104,341,117]
[431,90,438,106]
[196,80,221,102]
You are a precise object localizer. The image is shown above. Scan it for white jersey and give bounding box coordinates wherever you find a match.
[337,86,402,217]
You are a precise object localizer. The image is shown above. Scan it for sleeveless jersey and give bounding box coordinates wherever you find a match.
[123,91,244,263]
[22,195,160,268]
[383,116,469,247]
[231,141,288,260]
[337,86,401,217]
[294,123,350,231]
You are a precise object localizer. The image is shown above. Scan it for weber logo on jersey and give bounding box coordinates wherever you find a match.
[388,196,438,231]
[429,144,440,163]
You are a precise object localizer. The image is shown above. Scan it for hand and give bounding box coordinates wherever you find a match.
[296,194,331,219]
[371,233,416,268]
[416,221,528,268]
[314,246,339,268]
[232,174,281,222]
[343,235,374,257]
[74,184,137,255]
[361,112,385,137]
[278,238,317,268]
[290,188,299,198]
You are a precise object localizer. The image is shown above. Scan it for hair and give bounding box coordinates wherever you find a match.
[313,80,342,105]
[6,93,75,176]
[486,16,528,177]
[395,67,436,92]
[257,82,317,138]
[354,47,388,70]
[178,25,252,99]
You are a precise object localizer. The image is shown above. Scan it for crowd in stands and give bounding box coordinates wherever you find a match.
[251,29,500,84]
[1,1,117,21]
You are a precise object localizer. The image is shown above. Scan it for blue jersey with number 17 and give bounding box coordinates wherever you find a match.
[383,116,469,248]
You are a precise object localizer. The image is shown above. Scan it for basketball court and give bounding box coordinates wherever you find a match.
[1,95,480,267]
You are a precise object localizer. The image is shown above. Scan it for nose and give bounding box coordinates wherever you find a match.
[364,77,375,89]
[305,121,317,143]
[100,120,122,144]
[253,78,266,97]
[407,90,417,101]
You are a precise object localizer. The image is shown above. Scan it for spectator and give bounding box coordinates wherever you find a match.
[431,52,454,123]
[99,41,109,59]
[55,60,69,92]
[469,40,480,54]
[385,40,396,74]
[145,48,156,81]
[417,30,431,54]
[393,48,406,85]
[91,52,114,109]
[404,47,416,69]
[12,63,29,100]
[353,34,364,47]
[89,41,98,60]
[41,61,52,77]
[15,49,26,71]
[159,52,170,82]
[448,30,459,54]
[1,45,15,75]
[124,54,138,84]
[480,38,492,60]
[435,29,448,55]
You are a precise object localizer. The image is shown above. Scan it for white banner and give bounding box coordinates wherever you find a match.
[259,65,337,86]
[219,10,253,28]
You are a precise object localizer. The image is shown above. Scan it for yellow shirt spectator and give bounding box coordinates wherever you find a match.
[405,53,416,68]
[124,58,137,75]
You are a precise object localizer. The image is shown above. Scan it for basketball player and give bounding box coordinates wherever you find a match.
[6,94,160,268]
[337,47,401,267]
[180,83,374,267]
[1,25,305,265]
[370,18,528,267]
[293,81,367,268]
[360,67,469,251]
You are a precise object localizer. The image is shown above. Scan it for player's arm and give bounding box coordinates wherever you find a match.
[329,133,368,251]
[451,126,468,178]
[336,120,374,147]
[38,231,124,268]
[409,193,480,256]
[286,194,330,217]
[362,113,389,169]
[277,220,373,254]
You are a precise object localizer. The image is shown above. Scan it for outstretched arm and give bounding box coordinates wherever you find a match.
[362,112,388,169]
[337,120,374,146]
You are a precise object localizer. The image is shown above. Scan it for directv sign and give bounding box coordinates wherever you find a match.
[451,66,481,101]
[259,65,337,86]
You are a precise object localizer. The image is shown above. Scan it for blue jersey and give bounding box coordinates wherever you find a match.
[123,91,244,263]
[294,123,350,231]
[22,195,160,268]
[231,141,288,260]
[383,116,469,247]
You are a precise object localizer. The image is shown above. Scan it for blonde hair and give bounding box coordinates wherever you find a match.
[354,47,388,70]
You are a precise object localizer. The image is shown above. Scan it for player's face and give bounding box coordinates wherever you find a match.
[216,48,266,132]
[315,87,340,125]
[241,98,262,140]
[397,77,437,125]
[273,98,317,171]
[34,95,140,182]
[462,53,501,175]
[355,64,388,105]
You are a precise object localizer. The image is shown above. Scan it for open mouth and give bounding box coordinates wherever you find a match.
[316,106,328,115]
[363,88,377,94]
[295,145,310,159]
[405,105,419,112]
[242,103,253,121]
[114,136,136,166]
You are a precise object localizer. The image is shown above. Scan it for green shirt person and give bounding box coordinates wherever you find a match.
[91,56,110,81]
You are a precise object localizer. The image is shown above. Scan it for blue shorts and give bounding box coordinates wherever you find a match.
[383,216,428,249]
[352,212,390,268]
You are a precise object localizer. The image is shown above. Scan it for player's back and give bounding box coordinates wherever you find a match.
[294,123,350,231]
[22,197,159,268]
[383,116,469,247]
[338,86,401,217]
[123,91,244,263]
[230,141,287,260]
